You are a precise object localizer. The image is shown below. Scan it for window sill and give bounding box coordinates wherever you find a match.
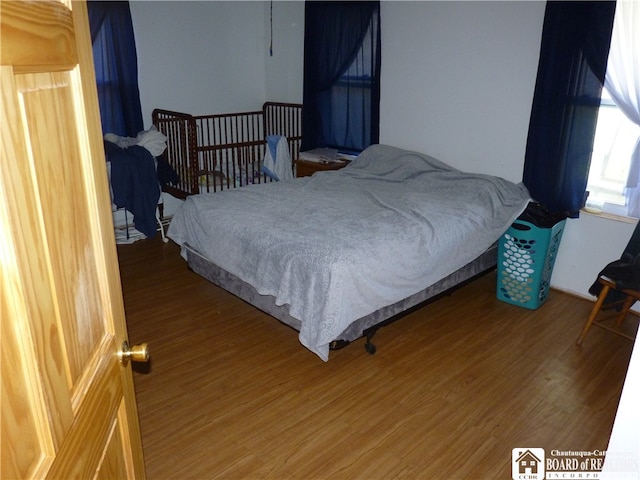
[581,207,638,224]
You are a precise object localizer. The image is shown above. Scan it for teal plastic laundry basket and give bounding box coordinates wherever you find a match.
[497,218,566,309]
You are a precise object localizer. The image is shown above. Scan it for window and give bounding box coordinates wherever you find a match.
[585,1,640,219]
[317,15,379,153]
[586,88,640,215]
[301,1,381,154]
[522,1,616,218]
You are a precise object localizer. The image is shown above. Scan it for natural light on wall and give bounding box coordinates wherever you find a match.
[585,0,640,219]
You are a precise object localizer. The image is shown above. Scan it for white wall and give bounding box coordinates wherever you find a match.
[131,0,304,123]
[554,214,637,298]
[130,1,270,127]
[380,1,543,183]
[131,0,638,301]
[263,1,304,103]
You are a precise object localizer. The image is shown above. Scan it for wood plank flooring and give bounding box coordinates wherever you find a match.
[117,235,637,480]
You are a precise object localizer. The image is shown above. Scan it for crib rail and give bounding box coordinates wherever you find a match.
[152,109,198,198]
[263,102,303,163]
[152,102,302,198]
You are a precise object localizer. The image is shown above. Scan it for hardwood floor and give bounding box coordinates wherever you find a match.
[117,235,637,480]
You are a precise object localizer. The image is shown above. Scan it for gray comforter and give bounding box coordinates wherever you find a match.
[168,144,530,360]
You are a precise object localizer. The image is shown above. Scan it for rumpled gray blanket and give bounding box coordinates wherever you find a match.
[168,144,530,360]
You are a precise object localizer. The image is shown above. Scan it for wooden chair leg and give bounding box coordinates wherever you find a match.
[615,295,635,327]
[577,285,611,345]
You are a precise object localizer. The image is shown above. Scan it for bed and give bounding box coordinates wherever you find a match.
[167,144,531,361]
[152,102,302,199]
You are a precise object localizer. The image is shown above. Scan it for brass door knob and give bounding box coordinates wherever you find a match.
[119,340,149,366]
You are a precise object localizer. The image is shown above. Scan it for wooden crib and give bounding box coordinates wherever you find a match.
[152,102,302,199]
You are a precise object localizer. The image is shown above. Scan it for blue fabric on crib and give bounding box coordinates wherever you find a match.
[262,135,282,181]
[261,135,293,182]
[267,135,279,160]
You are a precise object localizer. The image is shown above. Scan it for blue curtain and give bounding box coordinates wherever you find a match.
[87,1,143,137]
[302,1,381,153]
[522,1,616,218]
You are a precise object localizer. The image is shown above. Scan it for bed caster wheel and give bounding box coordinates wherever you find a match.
[364,342,376,355]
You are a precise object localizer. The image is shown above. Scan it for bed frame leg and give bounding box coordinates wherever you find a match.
[329,330,378,355]
[364,329,377,355]
[329,339,350,350]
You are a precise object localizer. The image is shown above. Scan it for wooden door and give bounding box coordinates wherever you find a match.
[1,1,147,478]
